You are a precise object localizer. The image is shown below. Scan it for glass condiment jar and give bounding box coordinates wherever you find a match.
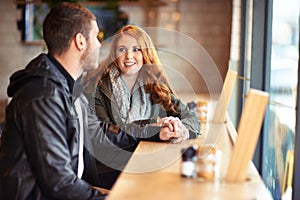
[195,145,217,181]
[196,100,208,123]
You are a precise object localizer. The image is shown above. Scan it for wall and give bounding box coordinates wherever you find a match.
[0,0,45,122]
[121,0,232,95]
[0,0,232,122]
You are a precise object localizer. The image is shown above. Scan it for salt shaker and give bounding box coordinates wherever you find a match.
[181,145,197,178]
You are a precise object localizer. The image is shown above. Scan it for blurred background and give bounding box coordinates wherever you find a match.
[0,0,299,199]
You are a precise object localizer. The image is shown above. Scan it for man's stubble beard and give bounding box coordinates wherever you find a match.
[81,42,100,71]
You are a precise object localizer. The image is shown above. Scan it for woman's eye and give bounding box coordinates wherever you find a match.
[133,47,141,52]
[118,47,126,53]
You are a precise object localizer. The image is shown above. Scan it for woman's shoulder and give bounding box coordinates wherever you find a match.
[98,75,112,90]
[170,93,184,103]
[94,76,113,100]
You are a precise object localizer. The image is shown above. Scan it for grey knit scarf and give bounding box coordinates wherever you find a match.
[110,66,152,123]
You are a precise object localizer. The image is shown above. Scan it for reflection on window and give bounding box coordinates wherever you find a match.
[262,0,299,199]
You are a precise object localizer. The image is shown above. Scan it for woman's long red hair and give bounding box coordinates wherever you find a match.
[84,25,177,112]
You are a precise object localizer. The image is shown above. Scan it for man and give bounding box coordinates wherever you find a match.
[0,2,187,200]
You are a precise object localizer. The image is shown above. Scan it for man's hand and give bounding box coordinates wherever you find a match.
[157,117,189,143]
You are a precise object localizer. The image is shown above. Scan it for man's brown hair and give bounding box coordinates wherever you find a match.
[43,2,96,55]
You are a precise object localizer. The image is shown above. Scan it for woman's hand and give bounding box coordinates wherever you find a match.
[158,117,189,143]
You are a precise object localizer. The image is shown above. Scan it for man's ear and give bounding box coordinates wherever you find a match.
[74,33,86,51]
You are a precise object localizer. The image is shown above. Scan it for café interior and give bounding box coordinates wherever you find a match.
[0,0,299,199]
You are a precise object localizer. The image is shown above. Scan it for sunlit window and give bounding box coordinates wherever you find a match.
[262,0,299,199]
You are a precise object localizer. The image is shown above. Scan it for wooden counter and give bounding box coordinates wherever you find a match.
[107,115,273,200]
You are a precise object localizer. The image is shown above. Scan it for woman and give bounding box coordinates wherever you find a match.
[84,25,200,189]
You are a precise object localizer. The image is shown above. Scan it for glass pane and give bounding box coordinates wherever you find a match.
[262,0,299,199]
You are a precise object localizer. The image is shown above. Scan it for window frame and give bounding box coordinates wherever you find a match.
[242,0,300,198]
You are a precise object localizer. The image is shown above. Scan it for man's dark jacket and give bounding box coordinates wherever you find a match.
[0,54,161,200]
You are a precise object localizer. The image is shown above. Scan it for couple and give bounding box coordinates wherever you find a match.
[0,2,200,200]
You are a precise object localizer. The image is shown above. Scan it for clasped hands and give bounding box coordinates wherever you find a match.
[155,116,189,144]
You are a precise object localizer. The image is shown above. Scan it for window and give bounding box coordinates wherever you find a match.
[242,0,299,199]
[262,0,299,199]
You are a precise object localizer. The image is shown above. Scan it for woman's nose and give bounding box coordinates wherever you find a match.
[125,50,133,58]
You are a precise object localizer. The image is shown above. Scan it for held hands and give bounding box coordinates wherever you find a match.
[157,117,189,144]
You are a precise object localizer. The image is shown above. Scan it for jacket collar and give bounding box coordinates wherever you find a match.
[47,54,83,101]
[47,53,75,93]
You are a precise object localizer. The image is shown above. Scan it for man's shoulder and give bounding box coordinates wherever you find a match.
[14,76,68,106]
[21,54,69,97]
